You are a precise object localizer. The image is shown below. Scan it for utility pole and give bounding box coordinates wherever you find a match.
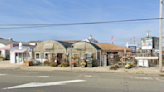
[159,0,163,72]
[147,30,151,37]
[130,38,132,44]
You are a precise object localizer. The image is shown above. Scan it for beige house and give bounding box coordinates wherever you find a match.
[33,40,72,64]
[67,42,101,66]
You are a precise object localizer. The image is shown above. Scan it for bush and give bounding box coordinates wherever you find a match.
[70,61,77,67]
[44,61,50,66]
[109,65,118,70]
[81,62,86,66]
[50,62,58,67]
[33,60,39,65]
[0,57,6,60]
[60,62,68,67]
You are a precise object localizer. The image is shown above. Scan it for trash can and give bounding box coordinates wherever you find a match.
[87,61,92,67]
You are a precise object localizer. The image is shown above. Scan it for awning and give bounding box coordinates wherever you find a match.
[43,43,54,50]
[12,49,27,53]
[74,43,85,49]
[135,57,158,59]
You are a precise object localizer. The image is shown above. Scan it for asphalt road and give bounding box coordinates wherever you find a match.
[0,69,164,92]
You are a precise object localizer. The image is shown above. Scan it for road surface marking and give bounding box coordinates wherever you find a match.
[85,75,92,77]
[157,85,164,87]
[11,76,50,78]
[0,74,7,76]
[84,75,99,78]
[130,77,153,80]
[2,80,86,89]
[37,76,50,78]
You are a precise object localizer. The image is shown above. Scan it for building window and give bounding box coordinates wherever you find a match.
[44,53,49,59]
[35,53,40,59]
[0,51,1,56]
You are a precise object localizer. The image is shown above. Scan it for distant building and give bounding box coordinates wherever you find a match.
[28,41,43,46]
[82,35,98,43]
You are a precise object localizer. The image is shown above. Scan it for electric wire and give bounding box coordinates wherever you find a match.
[0,18,162,29]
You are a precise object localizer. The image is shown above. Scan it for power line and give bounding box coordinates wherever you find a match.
[0,1,159,14]
[0,18,162,29]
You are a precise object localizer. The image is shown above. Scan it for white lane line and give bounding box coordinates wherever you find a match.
[130,77,153,80]
[2,80,86,90]
[37,76,50,78]
[84,75,99,78]
[0,74,7,76]
[85,75,92,77]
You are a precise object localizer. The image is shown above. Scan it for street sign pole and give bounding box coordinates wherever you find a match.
[70,46,72,71]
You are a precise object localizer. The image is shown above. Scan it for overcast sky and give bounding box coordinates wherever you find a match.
[0,0,161,46]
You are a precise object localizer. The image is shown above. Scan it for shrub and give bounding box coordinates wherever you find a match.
[50,62,58,67]
[81,62,86,66]
[60,62,68,67]
[109,65,118,70]
[0,57,6,60]
[33,60,39,65]
[44,61,50,66]
[70,61,77,67]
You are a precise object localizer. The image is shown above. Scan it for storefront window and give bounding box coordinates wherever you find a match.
[35,53,40,59]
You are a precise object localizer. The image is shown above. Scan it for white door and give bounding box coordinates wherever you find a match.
[143,60,149,67]
[138,60,143,67]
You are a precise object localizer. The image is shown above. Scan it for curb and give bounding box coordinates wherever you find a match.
[0,67,161,75]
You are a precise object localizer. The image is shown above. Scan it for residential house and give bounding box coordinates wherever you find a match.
[0,38,29,60]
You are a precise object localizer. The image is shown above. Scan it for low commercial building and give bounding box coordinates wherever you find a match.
[10,43,33,63]
[67,41,101,66]
[94,43,135,66]
[33,40,72,64]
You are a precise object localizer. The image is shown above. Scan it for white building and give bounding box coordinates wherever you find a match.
[82,35,98,43]
[10,43,33,63]
[28,41,42,46]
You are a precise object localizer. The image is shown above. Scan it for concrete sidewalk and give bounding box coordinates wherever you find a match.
[0,61,163,74]
[0,60,22,68]
[20,66,161,74]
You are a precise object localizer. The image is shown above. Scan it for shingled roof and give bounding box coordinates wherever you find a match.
[57,40,80,43]
[57,41,73,48]
[28,41,43,43]
[0,39,29,45]
[94,43,134,51]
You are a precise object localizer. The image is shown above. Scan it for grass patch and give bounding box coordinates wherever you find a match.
[125,71,128,73]
[136,71,144,74]
[15,68,20,70]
